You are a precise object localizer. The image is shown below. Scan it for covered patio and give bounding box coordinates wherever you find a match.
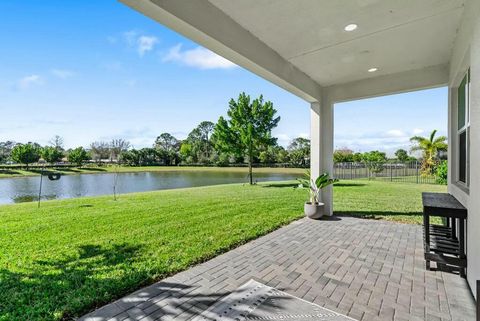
[78,0,480,319]
[117,0,480,292]
[80,217,475,320]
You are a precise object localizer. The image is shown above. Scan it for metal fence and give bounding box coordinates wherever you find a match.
[334,161,439,184]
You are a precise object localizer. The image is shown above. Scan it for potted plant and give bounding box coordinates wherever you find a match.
[298,171,338,219]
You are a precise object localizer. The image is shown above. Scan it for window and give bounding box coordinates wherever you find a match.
[457,70,470,185]
[459,131,467,183]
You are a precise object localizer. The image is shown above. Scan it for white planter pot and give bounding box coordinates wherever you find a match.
[304,202,324,219]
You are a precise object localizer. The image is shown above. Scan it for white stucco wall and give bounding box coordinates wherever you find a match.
[466,6,480,300]
[448,0,480,299]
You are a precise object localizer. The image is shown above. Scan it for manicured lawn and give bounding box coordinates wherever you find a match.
[0,165,305,179]
[0,180,445,321]
[333,180,446,224]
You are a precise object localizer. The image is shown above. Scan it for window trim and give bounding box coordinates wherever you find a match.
[456,69,470,187]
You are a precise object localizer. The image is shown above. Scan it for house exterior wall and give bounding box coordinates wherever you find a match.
[448,0,480,299]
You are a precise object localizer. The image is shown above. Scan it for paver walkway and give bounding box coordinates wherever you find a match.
[79,217,476,321]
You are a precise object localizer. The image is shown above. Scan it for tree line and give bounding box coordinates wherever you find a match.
[0,138,425,168]
[333,148,417,163]
[0,134,310,168]
[0,92,447,183]
[0,94,311,176]
[333,129,448,181]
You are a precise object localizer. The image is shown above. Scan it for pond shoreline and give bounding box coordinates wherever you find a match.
[0,166,306,179]
[0,168,302,204]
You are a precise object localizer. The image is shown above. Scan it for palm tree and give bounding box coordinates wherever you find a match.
[410,130,447,175]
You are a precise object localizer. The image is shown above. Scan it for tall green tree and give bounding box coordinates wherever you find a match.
[352,152,363,162]
[67,147,90,166]
[410,130,447,175]
[275,147,289,164]
[186,121,215,163]
[0,141,16,163]
[394,149,410,162]
[288,137,310,167]
[362,150,387,177]
[89,141,111,163]
[41,146,64,164]
[196,121,215,160]
[110,139,131,161]
[179,142,194,163]
[154,133,180,165]
[333,148,354,163]
[11,143,41,169]
[213,93,280,184]
[120,148,160,166]
[259,145,283,164]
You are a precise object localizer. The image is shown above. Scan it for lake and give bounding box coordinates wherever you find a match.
[0,171,299,204]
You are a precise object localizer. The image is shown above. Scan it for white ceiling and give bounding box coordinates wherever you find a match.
[207,0,465,86]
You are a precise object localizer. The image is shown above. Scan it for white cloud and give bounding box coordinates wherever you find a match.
[412,128,424,135]
[17,75,43,89]
[334,128,423,156]
[51,69,75,79]
[163,44,237,70]
[122,31,158,56]
[137,36,158,56]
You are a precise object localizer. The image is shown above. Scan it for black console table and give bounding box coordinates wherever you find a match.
[422,192,467,277]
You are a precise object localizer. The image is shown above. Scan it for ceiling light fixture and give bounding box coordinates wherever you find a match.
[368,67,378,73]
[344,24,358,32]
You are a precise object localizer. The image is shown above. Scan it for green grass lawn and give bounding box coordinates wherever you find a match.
[333,180,446,223]
[0,165,305,179]
[0,180,445,321]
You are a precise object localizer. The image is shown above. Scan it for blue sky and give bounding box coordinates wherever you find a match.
[0,1,447,156]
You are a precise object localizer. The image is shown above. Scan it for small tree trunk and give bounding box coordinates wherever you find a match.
[248,139,254,185]
[249,159,253,185]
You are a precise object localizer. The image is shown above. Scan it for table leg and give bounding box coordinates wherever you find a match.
[424,212,430,270]
[459,219,466,278]
[452,218,457,240]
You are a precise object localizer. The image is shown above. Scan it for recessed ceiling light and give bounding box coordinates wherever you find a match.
[344,24,358,32]
[368,67,378,73]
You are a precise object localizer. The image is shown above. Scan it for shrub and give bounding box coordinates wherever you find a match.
[362,151,387,178]
[435,160,448,185]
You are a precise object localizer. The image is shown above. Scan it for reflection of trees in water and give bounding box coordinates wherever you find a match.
[13,194,57,203]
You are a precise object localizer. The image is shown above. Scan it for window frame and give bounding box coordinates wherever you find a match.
[457,69,470,186]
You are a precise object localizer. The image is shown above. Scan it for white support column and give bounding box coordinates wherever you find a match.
[310,95,334,216]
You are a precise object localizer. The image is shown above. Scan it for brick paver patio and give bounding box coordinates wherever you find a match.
[79,217,476,321]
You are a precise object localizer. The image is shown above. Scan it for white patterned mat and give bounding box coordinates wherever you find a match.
[192,280,357,321]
